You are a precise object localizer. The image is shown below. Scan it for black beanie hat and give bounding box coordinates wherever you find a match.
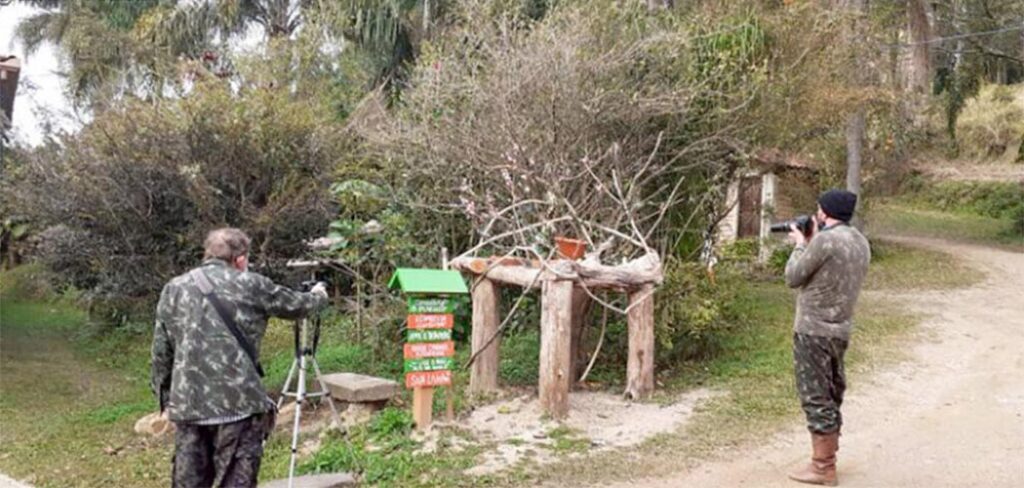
[818,189,858,222]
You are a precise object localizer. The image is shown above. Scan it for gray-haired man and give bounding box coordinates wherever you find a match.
[151,228,327,487]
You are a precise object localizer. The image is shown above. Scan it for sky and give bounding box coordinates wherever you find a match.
[1,3,81,146]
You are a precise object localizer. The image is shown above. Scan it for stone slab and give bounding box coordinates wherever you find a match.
[259,473,356,488]
[321,372,399,403]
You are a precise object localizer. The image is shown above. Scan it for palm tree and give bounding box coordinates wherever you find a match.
[12,0,162,101]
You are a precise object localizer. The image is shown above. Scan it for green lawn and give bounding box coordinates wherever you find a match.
[868,201,1023,251]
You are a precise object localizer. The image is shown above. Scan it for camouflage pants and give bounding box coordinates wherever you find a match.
[793,332,849,434]
[172,415,267,488]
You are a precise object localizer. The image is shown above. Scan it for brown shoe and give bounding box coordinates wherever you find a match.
[787,432,838,486]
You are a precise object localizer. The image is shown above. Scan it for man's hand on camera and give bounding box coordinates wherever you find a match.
[310,281,328,298]
[789,224,807,247]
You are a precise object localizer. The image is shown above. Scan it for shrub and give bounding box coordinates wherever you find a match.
[955,84,1024,161]
[7,80,345,324]
[655,260,742,363]
[903,180,1024,220]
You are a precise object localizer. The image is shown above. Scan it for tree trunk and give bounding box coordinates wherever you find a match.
[846,106,866,229]
[906,0,932,93]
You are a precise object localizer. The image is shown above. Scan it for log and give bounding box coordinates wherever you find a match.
[539,279,574,419]
[625,284,655,400]
[450,255,661,291]
[569,286,592,384]
[450,258,545,289]
[469,277,501,394]
[573,252,663,288]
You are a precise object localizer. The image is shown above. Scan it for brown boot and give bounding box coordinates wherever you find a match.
[788,432,838,486]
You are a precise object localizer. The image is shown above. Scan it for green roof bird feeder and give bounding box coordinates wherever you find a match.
[388,268,468,430]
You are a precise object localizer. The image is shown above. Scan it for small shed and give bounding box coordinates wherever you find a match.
[716,149,820,260]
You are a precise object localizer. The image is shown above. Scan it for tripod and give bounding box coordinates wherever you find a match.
[277,312,342,488]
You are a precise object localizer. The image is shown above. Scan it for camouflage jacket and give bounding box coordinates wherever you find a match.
[784,223,871,341]
[150,259,327,422]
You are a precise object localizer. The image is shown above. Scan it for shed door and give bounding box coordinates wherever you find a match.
[738,176,762,238]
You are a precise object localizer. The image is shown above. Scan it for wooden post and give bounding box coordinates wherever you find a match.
[539,279,574,418]
[413,386,434,431]
[569,286,592,385]
[469,277,501,394]
[625,284,655,400]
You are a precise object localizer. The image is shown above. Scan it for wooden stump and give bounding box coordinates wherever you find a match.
[539,279,574,418]
[625,284,655,400]
[469,277,502,394]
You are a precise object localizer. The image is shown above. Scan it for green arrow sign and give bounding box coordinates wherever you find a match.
[407,297,458,314]
[407,329,453,343]
[404,357,454,373]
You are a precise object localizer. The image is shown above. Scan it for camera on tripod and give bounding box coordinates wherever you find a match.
[769,215,818,237]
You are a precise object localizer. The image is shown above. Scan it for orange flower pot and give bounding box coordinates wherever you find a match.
[554,236,587,260]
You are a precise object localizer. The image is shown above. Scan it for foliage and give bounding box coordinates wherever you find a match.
[654,259,743,363]
[0,262,55,302]
[954,84,1024,161]
[367,2,777,264]
[900,179,1024,221]
[5,79,344,324]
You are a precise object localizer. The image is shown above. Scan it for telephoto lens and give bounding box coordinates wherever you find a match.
[769,215,814,235]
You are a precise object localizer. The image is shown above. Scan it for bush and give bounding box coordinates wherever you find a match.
[655,260,742,363]
[6,80,345,324]
[955,84,1024,160]
[903,180,1024,220]
[0,263,56,301]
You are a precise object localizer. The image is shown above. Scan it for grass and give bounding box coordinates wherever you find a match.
[0,226,985,487]
[0,299,167,488]
[865,239,984,290]
[868,201,1023,251]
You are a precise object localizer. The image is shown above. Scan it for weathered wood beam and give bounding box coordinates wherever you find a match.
[624,284,655,400]
[539,279,574,419]
[469,277,501,394]
[450,252,662,291]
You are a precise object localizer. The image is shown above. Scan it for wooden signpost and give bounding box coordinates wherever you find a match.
[388,269,469,430]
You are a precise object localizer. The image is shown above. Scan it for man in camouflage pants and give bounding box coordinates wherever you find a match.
[784,190,870,486]
[151,228,328,487]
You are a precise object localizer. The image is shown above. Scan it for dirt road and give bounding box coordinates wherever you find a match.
[609,237,1024,488]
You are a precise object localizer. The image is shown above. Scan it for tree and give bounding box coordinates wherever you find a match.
[906,0,933,93]
[12,0,162,101]
[835,0,869,228]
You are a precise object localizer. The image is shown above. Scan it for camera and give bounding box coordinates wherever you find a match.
[770,215,817,236]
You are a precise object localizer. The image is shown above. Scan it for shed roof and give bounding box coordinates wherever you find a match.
[750,148,818,172]
[388,268,469,295]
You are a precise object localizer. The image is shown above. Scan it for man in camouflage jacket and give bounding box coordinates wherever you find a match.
[151,228,327,488]
[784,189,870,486]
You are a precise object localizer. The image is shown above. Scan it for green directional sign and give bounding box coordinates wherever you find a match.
[404,357,455,373]
[407,329,453,343]
[407,296,458,314]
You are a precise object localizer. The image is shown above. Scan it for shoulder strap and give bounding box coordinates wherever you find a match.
[189,269,265,377]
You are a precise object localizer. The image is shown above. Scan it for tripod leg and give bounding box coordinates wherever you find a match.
[288,355,307,488]
[277,359,298,409]
[310,357,342,429]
